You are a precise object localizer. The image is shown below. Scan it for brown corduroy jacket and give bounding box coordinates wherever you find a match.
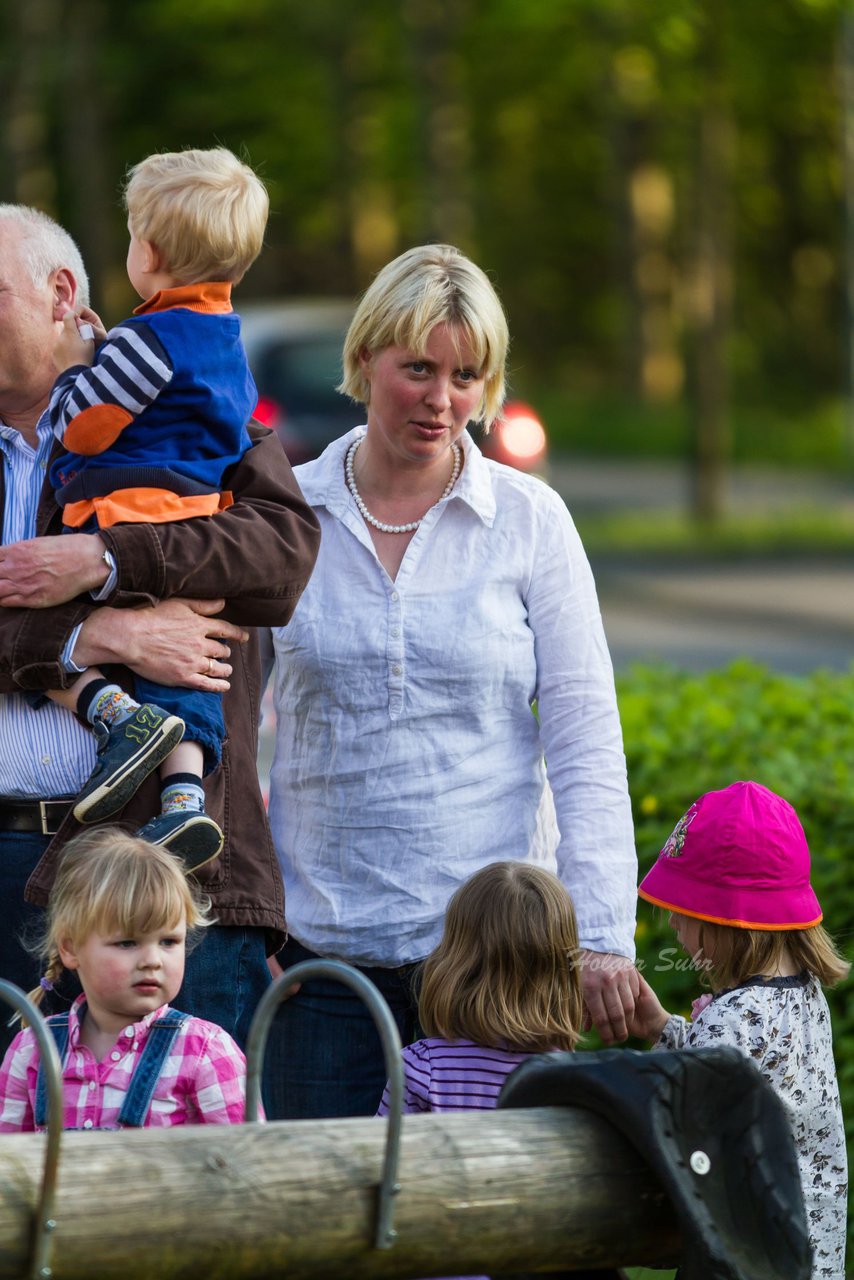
[0,423,321,956]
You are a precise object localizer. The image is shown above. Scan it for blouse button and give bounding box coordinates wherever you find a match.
[391,591,399,602]
[83,1119,93,1129]
[110,1051,121,1061]
[124,1026,134,1037]
[88,1080,96,1091]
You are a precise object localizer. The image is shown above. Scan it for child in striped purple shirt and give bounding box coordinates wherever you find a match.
[378,861,583,1114]
[377,863,584,1280]
[0,828,251,1130]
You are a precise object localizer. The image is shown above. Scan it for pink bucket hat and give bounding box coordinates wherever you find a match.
[638,781,822,930]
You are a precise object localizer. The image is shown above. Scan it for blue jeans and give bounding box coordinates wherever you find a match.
[0,831,80,1059]
[175,924,271,1051]
[135,677,224,774]
[261,937,422,1121]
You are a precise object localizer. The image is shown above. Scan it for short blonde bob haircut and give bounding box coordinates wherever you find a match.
[123,147,268,285]
[418,861,583,1053]
[339,244,509,426]
[694,919,850,994]
[28,828,211,1012]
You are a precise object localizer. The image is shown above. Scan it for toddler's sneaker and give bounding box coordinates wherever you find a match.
[73,706,185,825]
[137,811,223,874]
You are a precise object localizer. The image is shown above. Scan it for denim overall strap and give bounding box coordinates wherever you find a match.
[34,1011,74,1128]
[117,1009,189,1127]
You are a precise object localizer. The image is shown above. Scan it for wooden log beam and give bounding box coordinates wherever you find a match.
[0,1109,680,1278]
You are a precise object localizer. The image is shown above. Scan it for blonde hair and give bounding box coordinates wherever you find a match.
[28,828,211,1012]
[339,244,509,426]
[418,862,583,1052]
[0,204,90,308]
[696,920,850,993]
[123,147,269,285]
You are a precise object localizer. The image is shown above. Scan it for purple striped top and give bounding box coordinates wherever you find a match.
[377,1036,531,1116]
[378,1038,535,1280]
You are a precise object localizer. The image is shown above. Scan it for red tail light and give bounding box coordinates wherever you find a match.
[497,403,547,462]
[253,395,283,429]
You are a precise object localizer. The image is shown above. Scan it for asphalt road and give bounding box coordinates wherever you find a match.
[553,458,853,675]
[592,558,852,674]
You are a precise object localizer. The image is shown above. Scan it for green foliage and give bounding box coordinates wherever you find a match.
[523,389,851,469]
[4,0,849,424]
[614,661,854,1266]
[576,508,854,557]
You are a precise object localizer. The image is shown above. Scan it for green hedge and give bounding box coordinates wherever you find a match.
[614,660,854,1272]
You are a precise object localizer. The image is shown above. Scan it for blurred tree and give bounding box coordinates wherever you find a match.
[685,0,734,523]
[1,0,62,210]
[0,0,847,487]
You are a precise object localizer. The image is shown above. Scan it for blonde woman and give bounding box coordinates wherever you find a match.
[263,244,638,1119]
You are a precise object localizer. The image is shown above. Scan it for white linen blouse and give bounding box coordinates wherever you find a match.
[262,427,637,966]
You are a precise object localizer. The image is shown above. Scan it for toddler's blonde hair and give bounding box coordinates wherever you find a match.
[418,861,583,1053]
[124,146,268,285]
[28,828,211,1012]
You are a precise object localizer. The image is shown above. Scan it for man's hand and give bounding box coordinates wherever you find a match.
[0,534,111,607]
[75,598,249,691]
[53,311,97,373]
[577,949,640,1045]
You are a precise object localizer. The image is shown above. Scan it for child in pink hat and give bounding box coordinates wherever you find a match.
[630,781,849,1280]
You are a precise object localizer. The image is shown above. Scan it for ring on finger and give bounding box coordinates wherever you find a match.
[207,656,215,675]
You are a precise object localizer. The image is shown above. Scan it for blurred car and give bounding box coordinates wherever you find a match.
[241,300,548,474]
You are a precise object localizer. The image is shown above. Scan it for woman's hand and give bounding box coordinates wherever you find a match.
[623,973,671,1043]
[0,534,111,607]
[75,598,248,692]
[577,949,640,1044]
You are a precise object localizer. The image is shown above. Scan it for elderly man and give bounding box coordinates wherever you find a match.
[0,205,320,1054]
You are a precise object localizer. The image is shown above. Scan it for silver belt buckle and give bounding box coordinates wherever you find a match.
[39,800,68,837]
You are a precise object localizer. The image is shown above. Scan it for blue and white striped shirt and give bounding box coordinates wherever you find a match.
[0,413,96,798]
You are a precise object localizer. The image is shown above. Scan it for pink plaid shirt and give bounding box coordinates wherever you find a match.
[0,996,250,1131]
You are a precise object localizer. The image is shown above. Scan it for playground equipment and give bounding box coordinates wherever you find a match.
[0,964,809,1280]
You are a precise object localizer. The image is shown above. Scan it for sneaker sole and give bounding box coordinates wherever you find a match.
[74,716,186,824]
[148,814,224,874]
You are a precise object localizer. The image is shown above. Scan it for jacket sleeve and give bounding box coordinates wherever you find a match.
[0,425,320,692]
[98,424,321,627]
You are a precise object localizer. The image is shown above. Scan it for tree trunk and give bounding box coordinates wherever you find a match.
[0,1109,679,1279]
[687,0,734,524]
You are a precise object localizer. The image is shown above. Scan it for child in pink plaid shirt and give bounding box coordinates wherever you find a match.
[0,829,251,1130]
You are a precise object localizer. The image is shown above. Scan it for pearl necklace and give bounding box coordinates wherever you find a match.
[345,436,461,534]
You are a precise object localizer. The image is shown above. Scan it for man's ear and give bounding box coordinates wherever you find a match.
[51,267,77,320]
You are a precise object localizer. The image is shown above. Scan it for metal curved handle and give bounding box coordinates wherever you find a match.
[245,959,404,1249]
[0,980,64,1280]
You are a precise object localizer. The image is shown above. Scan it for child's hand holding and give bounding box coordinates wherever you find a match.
[75,305,107,343]
[53,310,104,373]
[624,972,671,1043]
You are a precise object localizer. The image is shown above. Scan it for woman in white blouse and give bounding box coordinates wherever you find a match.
[261,244,639,1119]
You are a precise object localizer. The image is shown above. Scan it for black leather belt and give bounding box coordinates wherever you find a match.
[0,798,75,836]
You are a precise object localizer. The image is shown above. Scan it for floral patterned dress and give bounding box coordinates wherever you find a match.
[656,972,847,1280]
